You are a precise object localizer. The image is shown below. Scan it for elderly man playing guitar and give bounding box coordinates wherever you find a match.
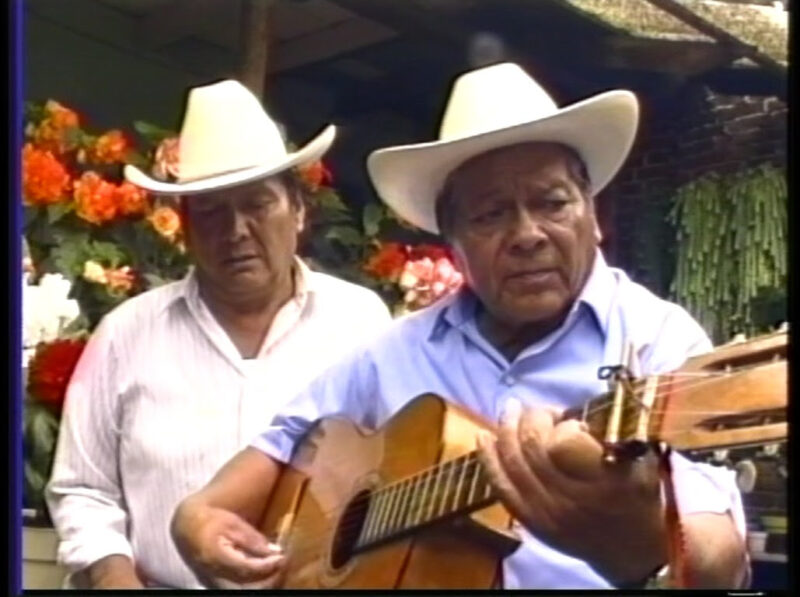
[171,63,752,590]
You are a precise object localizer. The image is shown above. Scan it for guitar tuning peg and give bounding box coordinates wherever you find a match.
[725,333,747,346]
[761,443,780,457]
[712,449,730,463]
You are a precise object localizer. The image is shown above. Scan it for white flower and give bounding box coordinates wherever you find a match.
[22,272,80,349]
[82,260,108,284]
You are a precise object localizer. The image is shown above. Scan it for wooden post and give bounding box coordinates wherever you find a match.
[239,0,275,98]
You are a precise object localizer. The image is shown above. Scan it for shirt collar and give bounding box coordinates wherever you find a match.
[429,249,617,341]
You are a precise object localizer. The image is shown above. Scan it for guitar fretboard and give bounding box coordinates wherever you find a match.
[355,451,495,551]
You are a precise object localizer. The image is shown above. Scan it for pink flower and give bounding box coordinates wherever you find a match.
[397,256,463,312]
[152,137,180,181]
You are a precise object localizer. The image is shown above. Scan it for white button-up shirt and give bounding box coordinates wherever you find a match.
[45,260,391,589]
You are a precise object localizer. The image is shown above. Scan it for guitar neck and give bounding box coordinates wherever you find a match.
[355,450,497,552]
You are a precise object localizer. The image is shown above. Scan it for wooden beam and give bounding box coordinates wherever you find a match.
[592,37,737,76]
[643,0,787,77]
[239,0,274,97]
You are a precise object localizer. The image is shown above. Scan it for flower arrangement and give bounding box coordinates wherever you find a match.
[364,243,464,315]
[20,98,463,522]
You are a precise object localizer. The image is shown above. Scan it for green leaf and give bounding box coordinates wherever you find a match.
[46,202,73,224]
[325,225,364,247]
[88,240,127,268]
[133,120,175,144]
[26,404,59,459]
[362,203,384,237]
[50,233,92,281]
[314,188,350,213]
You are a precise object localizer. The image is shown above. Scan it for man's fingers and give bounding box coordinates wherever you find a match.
[222,518,274,558]
[214,539,285,584]
[548,419,605,481]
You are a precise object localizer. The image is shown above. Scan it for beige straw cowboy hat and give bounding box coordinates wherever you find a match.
[124,79,335,195]
[367,62,639,233]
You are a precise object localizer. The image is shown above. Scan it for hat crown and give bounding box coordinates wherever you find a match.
[438,63,559,141]
[177,80,288,182]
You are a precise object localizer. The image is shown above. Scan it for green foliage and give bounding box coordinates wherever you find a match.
[668,164,787,343]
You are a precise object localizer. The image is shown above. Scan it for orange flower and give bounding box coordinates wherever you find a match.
[22,143,71,206]
[152,137,180,181]
[148,205,182,241]
[363,242,408,282]
[105,266,135,294]
[90,130,129,164]
[27,338,87,414]
[32,100,80,155]
[297,160,332,192]
[115,181,148,217]
[74,171,118,224]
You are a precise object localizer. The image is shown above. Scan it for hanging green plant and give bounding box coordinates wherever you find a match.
[668,164,786,343]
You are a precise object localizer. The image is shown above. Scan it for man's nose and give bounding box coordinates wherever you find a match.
[509,208,547,253]
[222,207,249,239]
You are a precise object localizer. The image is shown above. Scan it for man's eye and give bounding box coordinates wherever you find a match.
[472,207,505,224]
[543,198,570,211]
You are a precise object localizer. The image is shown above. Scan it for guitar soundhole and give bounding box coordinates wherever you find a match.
[330,489,370,570]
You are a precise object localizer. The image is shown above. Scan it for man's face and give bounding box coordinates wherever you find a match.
[184,176,303,300]
[447,142,600,329]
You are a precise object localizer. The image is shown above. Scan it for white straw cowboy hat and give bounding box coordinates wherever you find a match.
[367,62,639,233]
[124,79,335,195]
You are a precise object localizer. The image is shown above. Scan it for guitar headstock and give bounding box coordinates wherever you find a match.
[648,331,787,453]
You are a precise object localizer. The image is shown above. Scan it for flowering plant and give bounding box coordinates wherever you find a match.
[21,101,190,521]
[19,98,464,522]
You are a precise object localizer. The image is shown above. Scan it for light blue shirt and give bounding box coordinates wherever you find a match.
[252,251,746,589]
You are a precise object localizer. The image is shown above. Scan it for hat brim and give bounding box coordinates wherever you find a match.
[124,124,336,196]
[367,91,638,234]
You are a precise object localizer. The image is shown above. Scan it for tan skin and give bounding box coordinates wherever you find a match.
[81,175,304,589]
[170,144,747,589]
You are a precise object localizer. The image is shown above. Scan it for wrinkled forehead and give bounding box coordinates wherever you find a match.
[449,142,583,188]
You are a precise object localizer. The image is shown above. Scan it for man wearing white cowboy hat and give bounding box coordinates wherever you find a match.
[45,79,391,589]
[172,63,748,589]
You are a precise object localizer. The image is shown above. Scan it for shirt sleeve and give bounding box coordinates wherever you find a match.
[640,304,747,544]
[250,347,381,464]
[45,315,135,573]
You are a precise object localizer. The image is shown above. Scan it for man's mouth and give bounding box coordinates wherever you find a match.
[505,268,559,285]
[222,254,259,266]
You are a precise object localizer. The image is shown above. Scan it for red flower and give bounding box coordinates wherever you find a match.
[363,242,408,282]
[90,130,129,164]
[74,171,118,224]
[27,338,87,414]
[22,143,71,206]
[408,243,452,262]
[115,181,149,217]
[297,160,333,192]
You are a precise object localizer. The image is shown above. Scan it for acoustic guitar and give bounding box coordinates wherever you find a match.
[259,331,786,589]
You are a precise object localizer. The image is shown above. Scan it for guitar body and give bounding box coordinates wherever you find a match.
[260,394,518,589]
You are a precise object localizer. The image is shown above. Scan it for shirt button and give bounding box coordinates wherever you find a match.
[501,373,516,386]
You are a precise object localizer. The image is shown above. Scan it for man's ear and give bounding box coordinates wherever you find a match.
[593,220,603,243]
